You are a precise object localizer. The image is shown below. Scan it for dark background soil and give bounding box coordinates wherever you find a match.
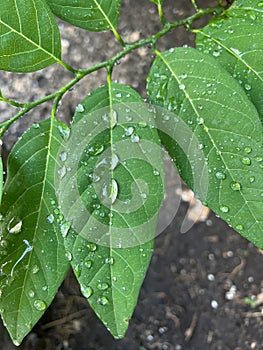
[1,1,263,349]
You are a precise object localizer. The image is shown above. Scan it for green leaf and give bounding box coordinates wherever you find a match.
[227,0,263,19]
[0,0,61,72]
[147,47,263,248]
[56,83,164,338]
[0,155,3,204]
[0,118,70,345]
[196,1,263,117]
[46,0,122,32]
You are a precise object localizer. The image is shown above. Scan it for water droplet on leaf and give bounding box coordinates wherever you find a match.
[97,296,109,306]
[219,205,229,213]
[230,182,241,191]
[34,299,47,311]
[242,157,251,165]
[81,285,93,299]
[7,217,22,234]
[215,172,226,180]
[97,282,109,291]
[65,251,73,261]
[76,104,85,113]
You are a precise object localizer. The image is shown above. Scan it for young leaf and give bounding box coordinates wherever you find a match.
[147,47,263,248]
[46,0,122,32]
[0,0,61,72]
[196,1,263,117]
[56,83,164,338]
[0,118,70,345]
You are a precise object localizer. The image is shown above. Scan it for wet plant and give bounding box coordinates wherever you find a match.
[0,0,262,345]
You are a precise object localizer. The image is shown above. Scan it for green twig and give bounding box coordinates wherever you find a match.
[0,5,225,136]
[191,0,199,11]
[157,2,166,26]
[0,96,25,109]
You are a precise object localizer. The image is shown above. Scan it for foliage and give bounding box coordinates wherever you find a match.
[0,0,262,345]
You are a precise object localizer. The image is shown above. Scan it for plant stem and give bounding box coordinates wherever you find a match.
[0,96,25,109]
[157,2,166,25]
[191,0,199,11]
[0,5,225,136]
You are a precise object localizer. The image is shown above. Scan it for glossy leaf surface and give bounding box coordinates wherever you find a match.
[196,0,263,117]
[0,118,70,345]
[57,83,164,337]
[46,0,122,32]
[0,0,61,72]
[147,47,263,248]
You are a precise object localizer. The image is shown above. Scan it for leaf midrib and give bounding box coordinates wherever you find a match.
[157,51,261,231]
[12,118,56,339]
[0,18,59,63]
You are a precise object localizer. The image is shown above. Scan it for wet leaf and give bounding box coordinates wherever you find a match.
[0,118,70,345]
[0,0,61,72]
[46,0,122,32]
[0,156,2,204]
[196,0,263,117]
[147,47,263,248]
[57,83,164,337]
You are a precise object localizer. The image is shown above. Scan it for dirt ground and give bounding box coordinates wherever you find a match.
[1,0,263,349]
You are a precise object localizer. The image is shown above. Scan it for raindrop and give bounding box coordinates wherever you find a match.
[65,251,73,261]
[84,259,93,268]
[60,221,71,238]
[58,125,70,140]
[111,110,118,127]
[249,176,255,183]
[97,282,109,291]
[97,296,109,306]
[236,224,244,230]
[28,290,35,298]
[7,217,22,234]
[33,299,47,311]
[242,157,251,165]
[179,84,185,90]
[31,265,39,274]
[230,182,241,191]
[130,134,140,143]
[81,285,93,299]
[46,214,54,224]
[244,147,252,154]
[58,165,67,179]
[244,84,251,91]
[110,153,119,170]
[88,144,104,156]
[215,172,226,180]
[59,151,67,162]
[230,47,241,56]
[101,179,118,205]
[105,257,115,265]
[87,243,97,252]
[125,126,134,136]
[213,50,220,57]
[219,205,229,213]
[33,123,40,129]
[0,240,8,248]
[74,264,81,278]
[76,104,85,113]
